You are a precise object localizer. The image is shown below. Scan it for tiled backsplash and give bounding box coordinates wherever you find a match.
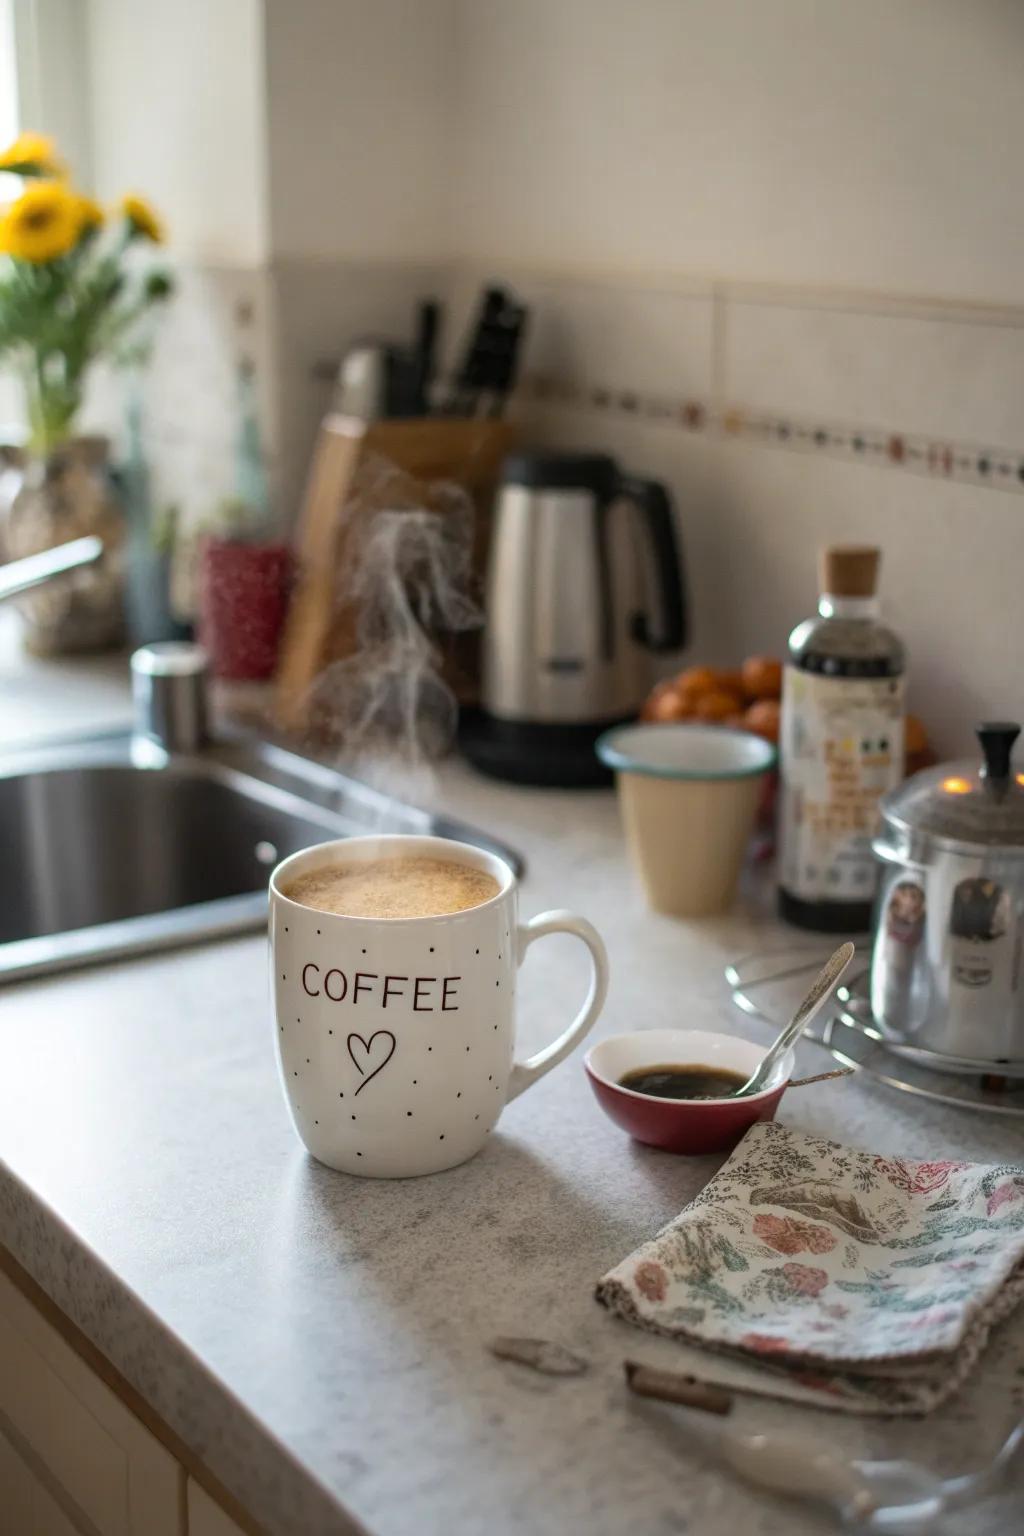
[462,264,1023,756]
[62,255,1024,753]
[721,294,1024,454]
[106,258,1024,516]
[269,256,448,514]
[448,266,1024,497]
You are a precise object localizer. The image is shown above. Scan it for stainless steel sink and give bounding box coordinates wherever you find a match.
[0,731,520,985]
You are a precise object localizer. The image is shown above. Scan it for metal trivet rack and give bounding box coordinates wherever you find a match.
[725,945,1024,1120]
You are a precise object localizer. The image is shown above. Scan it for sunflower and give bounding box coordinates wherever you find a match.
[120,193,164,244]
[76,195,105,235]
[0,180,82,263]
[0,131,63,177]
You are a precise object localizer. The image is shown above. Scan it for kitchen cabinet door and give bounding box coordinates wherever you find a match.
[0,1425,84,1536]
[187,1479,249,1536]
[0,1268,184,1536]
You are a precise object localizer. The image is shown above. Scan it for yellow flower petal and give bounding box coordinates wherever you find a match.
[0,180,81,262]
[0,131,63,176]
[76,195,105,232]
[120,193,164,244]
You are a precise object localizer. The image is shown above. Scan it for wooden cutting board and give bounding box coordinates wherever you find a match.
[272,414,366,731]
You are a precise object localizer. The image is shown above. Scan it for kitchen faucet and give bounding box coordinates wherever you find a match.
[0,535,103,603]
[0,538,209,755]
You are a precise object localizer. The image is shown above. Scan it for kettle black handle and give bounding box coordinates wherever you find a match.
[977,721,1020,783]
[618,476,688,653]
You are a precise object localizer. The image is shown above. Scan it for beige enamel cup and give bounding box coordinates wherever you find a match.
[597,723,776,917]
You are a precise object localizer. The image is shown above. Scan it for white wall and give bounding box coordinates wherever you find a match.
[452,0,1024,305]
[85,0,268,264]
[263,0,455,262]
[85,0,455,266]
[66,0,458,532]
[11,0,93,186]
[80,0,1024,297]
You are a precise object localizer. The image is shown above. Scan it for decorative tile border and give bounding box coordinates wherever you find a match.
[518,373,1024,495]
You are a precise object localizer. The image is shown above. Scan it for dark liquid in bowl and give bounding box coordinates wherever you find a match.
[619,1063,747,1100]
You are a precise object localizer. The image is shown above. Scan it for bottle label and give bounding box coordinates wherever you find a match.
[779,666,905,904]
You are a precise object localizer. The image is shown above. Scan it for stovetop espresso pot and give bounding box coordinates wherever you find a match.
[871,722,1024,1073]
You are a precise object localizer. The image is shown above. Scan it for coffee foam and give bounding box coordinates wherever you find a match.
[283,856,500,919]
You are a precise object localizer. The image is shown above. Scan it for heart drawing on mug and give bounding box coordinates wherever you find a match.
[347,1031,397,1094]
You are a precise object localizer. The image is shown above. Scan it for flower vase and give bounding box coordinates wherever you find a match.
[4,436,126,655]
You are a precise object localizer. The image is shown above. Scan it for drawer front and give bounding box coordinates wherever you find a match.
[0,1269,183,1536]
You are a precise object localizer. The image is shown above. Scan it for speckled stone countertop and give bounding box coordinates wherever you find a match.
[2,635,1023,1535]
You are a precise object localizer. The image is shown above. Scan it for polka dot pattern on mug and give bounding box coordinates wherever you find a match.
[273,880,527,1173]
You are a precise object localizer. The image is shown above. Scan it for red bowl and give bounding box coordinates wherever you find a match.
[584,1028,792,1155]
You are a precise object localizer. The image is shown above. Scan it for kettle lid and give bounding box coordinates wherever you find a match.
[879,722,1024,852]
[501,451,616,494]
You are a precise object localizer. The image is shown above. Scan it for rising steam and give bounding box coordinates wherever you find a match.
[305,453,481,796]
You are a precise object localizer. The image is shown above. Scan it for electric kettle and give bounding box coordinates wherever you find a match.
[462,451,688,785]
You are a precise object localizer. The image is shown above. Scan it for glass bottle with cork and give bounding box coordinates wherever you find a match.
[778,546,905,932]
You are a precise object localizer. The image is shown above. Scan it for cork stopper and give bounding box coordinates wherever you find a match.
[820,546,880,598]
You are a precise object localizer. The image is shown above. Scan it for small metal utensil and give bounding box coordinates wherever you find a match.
[732,941,855,1097]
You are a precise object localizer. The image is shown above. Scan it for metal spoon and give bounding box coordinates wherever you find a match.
[732,941,855,1097]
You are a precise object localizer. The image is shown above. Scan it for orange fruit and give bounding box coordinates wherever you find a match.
[741,655,783,700]
[905,714,928,756]
[713,667,746,696]
[641,680,691,723]
[694,689,744,722]
[743,698,781,743]
[675,665,720,697]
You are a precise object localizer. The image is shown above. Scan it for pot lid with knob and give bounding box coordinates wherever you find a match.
[876,722,1024,859]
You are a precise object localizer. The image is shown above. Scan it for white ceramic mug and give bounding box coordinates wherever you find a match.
[269,834,609,1177]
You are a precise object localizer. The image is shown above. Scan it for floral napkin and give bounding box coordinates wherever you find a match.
[597,1121,1024,1414]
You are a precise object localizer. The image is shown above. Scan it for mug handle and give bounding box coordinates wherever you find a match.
[507,910,609,1101]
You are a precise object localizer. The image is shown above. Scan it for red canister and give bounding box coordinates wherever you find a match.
[198,537,290,680]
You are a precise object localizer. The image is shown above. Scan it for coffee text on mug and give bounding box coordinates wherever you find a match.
[301,964,461,1011]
